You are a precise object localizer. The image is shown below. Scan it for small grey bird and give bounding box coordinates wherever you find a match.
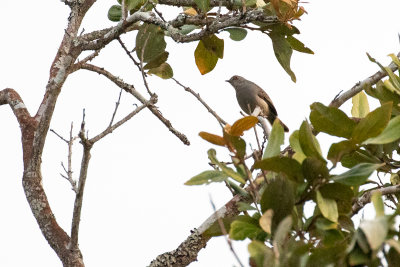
[226,75,289,132]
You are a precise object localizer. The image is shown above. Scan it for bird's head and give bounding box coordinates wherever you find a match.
[226,75,245,88]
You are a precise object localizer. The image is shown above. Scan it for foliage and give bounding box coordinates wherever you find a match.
[107,0,312,80]
[186,54,400,266]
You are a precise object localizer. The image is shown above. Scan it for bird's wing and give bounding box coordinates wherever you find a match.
[257,89,278,117]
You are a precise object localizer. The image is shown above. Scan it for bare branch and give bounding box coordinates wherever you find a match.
[70,114,92,250]
[329,52,400,108]
[117,37,143,72]
[70,49,102,73]
[79,63,190,145]
[109,89,123,127]
[90,96,156,143]
[172,78,227,126]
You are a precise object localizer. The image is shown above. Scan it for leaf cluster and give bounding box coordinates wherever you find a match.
[186,54,400,266]
[107,0,312,81]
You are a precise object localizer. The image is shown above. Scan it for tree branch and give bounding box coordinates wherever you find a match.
[172,78,227,126]
[0,88,32,127]
[352,184,400,215]
[79,10,278,50]
[329,52,400,108]
[149,183,257,267]
[78,63,190,145]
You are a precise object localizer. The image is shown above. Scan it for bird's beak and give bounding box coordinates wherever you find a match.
[225,79,230,83]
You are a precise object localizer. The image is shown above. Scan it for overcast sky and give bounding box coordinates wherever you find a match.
[1,1,400,266]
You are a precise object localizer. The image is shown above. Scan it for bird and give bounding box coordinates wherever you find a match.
[226,75,289,132]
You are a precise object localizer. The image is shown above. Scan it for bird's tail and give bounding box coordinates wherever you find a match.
[275,118,289,132]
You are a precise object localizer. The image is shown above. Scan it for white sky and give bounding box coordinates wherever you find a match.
[1,0,400,266]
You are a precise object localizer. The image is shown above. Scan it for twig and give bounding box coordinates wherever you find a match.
[209,195,245,267]
[70,49,101,73]
[172,77,227,126]
[70,110,92,250]
[50,129,69,143]
[152,3,166,22]
[140,33,154,96]
[50,124,78,193]
[117,37,143,73]
[80,63,190,145]
[90,95,156,143]
[109,89,123,127]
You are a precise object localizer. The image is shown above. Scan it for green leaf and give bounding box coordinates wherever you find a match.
[203,216,237,237]
[202,34,224,59]
[384,66,400,90]
[194,40,218,75]
[352,91,370,118]
[359,217,388,250]
[306,245,346,267]
[184,170,227,185]
[289,130,306,163]
[179,24,198,35]
[260,177,295,233]
[363,115,400,144]
[229,215,264,240]
[366,81,400,109]
[107,5,122,22]
[299,120,324,161]
[194,0,210,12]
[254,156,303,183]
[263,119,284,159]
[327,140,357,166]
[227,134,247,159]
[227,180,250,198]
[147,62,173,79]
[273,216,293,249]
[259,209,273,234]
[301,157,329,182]
[136,24,166,63]
[341,149,381,168]
[310,102,356,138]
[319,183,354,214]
[286,36,314,54]
[352,102,393,143]
[207,149,246,184]
[371,191,384,217]
[316,190,338,223]
[248,241,274,267]
[224,28,248,41]
[388,53,400,68]
[332,163,384,186]
[269,32,296,82]
[143,51,169,69]
[238,202,257,211]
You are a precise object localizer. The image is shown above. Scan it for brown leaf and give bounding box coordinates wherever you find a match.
[199,132,226,146]
[230,116,258,136]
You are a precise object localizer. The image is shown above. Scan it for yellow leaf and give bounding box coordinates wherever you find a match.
[199,132,226,146]
[230,116,258,136]
[259,209,274,234]
[183,7,198,16]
